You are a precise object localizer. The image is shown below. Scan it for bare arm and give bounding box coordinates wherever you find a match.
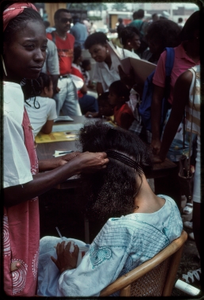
[158,70,192,161]
[150,85,165,154]
[4,152,109,207]
[40,120,54,134]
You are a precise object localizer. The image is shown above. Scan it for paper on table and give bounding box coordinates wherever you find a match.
[35,132,79,143]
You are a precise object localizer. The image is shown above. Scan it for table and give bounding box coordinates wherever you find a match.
[36,115,178,190]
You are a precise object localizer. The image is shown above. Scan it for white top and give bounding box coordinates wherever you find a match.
[25,96,57,137]
[37,195,183,297]
[93,47,140,92]
[3,81,33,188]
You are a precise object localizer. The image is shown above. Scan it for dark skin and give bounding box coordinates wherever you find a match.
[150,32,200,155]
[154,69,200,256]
[3,20,109,208]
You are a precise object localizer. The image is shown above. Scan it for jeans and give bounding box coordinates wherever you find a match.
[54,76,82,116]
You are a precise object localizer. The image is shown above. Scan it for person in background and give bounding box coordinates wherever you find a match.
[120,26,141,53]
[23,73,57,137]
[128,9,148,56]
[37,121,183,297]
[47,9,82,116]
[89,21,97,34]
[85,92,114,119]
[156,65,201,285]
[81,59,95,89]
[178,17,185,28]
[141,19,181,64]
[108,80,134,130]
[71,46,98,115]
[2,2,109,296]
[150,10,200,156]
[70,15,88,49]
[152,13,159,22]
[84,32,140,96]
[41,38,59,95]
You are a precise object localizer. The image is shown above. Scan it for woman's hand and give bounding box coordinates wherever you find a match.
[51,241,79,273]
[150,138,161,155]
[74,151,109,173]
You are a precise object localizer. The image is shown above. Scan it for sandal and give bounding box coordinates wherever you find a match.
[183,203,193,215]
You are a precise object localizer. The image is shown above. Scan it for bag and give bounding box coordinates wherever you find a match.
[139,47,175,132]
[178,154,194,201]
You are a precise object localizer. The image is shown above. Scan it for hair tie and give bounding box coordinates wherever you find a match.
[3,2,38,31]
[106,150,141,170]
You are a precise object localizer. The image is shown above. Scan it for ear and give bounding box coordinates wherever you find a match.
[43,86,49,96]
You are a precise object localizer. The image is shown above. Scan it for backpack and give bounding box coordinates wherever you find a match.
[139,47,175,133]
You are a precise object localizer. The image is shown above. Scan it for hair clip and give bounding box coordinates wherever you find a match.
[106,150,141,170]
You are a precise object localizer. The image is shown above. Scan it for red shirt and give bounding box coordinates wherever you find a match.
[114,103,134,129]
[47,32,75,75]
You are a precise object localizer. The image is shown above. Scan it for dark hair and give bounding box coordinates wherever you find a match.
[81,59,91,70]
[73,46,82,63]
[178,17,183,23]
[179,10,200,41]
[109,80,130,101]
[146,19,181,49]
[84,32,109,49]
[54,8,70,20]
[137,9,144,19]
[3,7,44,44]
[78,121,152,220]
[22,72,52,103]
[120,26,140,46]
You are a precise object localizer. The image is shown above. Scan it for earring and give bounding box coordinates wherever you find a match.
[1,55,7,76]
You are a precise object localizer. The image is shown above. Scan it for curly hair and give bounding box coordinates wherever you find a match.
[84,32,109,49]
[78,122,153,220]
[145,19,181,49]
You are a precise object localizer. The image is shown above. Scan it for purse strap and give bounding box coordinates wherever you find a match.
[186,68,196,176]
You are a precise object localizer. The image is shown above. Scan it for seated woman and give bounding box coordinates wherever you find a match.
[84,32,140,95]
[23,72,57,137]
[37,122,183,297]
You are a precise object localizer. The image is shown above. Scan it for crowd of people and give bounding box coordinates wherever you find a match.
[2,2,201,297]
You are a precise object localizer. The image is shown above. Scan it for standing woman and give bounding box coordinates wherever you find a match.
[2,3,108,296]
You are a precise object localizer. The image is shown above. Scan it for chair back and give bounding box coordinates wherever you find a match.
[100,230,188,297]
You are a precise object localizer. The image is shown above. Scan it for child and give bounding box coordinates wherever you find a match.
[23,72,57,137]
[85,92,114,120]
[108,80,134,130]
[71,46,98,115]
[81,59,95,89]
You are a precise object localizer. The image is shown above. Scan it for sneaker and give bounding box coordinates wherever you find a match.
[188,232,195,240]
[182,268,201,284]
[184,221,193,229]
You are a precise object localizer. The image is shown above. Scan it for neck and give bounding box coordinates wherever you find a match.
[56,30,67,40]
[133,174,165,213]
[105,54,112,69]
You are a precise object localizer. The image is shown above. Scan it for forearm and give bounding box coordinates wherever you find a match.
[4,159,80,207]
[96,82,103,96]
[151,86,164,140]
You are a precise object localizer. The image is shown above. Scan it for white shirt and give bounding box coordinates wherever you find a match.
[3,82,33,188]
[93,46,140,92]
[25,96,57,137]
